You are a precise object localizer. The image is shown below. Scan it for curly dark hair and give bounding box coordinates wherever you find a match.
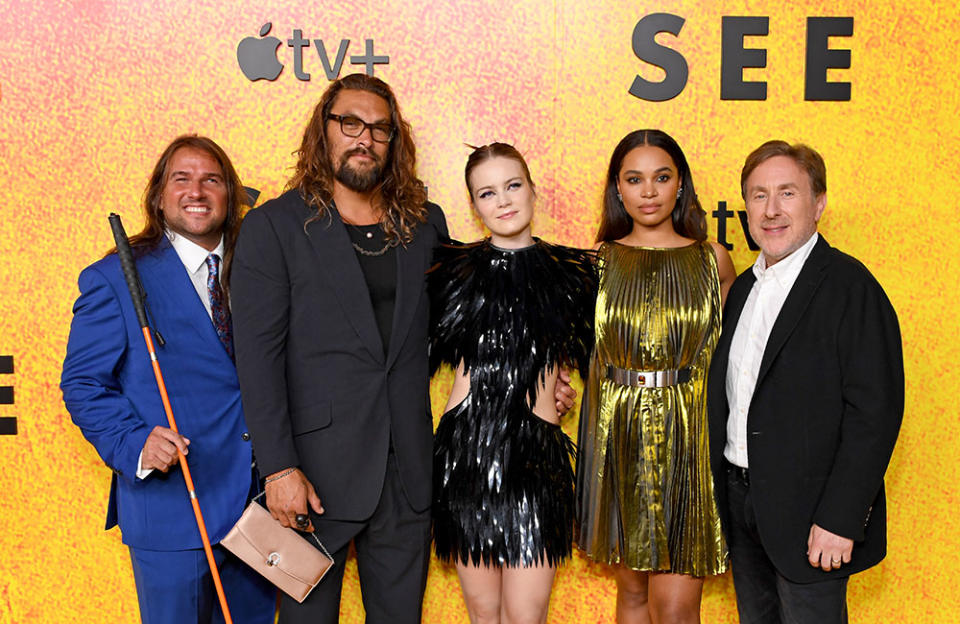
[288,73,428,245]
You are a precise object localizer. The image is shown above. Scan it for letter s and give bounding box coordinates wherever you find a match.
[629,13,688,102]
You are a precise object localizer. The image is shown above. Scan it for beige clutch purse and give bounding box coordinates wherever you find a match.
[221,501,334,603]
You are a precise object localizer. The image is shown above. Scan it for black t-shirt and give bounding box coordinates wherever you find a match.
[345,222,397,355]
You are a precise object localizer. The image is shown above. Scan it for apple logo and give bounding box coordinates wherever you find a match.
[237,23,283,81]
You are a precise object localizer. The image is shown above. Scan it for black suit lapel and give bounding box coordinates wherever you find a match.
[717,269,756,366]
[709,269,755,420]
[755,236,831,385]
[304,209,385,363]
[386,233,427,368]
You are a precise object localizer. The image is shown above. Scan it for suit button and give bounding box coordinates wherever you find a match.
[241,432,251,441]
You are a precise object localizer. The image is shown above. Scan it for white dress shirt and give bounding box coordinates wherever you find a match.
[724,232,819,468]
[136,231,225,479]
[167,231,225,321]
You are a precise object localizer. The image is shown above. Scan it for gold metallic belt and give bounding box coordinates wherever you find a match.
[604,364,691,388]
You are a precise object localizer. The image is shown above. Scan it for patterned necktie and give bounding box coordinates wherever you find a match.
[205,253,234,358]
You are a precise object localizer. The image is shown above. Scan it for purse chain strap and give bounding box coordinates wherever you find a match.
[252,491,334,561]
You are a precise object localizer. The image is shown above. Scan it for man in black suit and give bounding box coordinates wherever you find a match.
[707,140,903,623]
[231,74,577,622]
[230,74,447,623]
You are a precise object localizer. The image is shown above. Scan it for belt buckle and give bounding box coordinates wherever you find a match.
[606,365,687,388]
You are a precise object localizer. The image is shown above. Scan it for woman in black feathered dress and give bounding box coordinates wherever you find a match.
[428,143,596,623]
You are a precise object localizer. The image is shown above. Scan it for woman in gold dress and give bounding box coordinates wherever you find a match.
[576,129,736,623]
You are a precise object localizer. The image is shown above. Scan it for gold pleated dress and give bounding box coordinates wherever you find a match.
[575,241,727,576]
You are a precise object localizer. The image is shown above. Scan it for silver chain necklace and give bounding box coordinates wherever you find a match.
[353,240,391,257]
[342,219,392,257]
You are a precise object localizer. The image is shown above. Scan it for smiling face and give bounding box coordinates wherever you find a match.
[617,145,681,234]
[326,88,392,193]
[743,155,826,267]
[468,156,536,248]
[159,146,228,250]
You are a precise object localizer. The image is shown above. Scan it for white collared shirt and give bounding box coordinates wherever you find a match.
[724,232,819,468]
[137,231,225,479]
[166,230,225,321]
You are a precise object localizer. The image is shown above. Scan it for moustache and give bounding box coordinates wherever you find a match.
[761,220,788,228]
[342,147,380,165]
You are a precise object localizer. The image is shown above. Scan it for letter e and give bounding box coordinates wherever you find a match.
[721,16,768,100]
[805,17,853,101]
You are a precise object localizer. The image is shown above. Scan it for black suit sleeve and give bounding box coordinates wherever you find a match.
[230,207,300,476]
[429,201,450,242]
[813,271,904,541]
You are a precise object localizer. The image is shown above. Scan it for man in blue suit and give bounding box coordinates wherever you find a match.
[61,135,276,623]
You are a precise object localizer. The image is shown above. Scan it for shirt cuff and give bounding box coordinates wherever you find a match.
[136,450,154,480]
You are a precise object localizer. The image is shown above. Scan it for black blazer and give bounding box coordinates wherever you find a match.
[231,190,448,520]
[707,236,903,583]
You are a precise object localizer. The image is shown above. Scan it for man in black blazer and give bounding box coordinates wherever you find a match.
[230,74,447,623]
[707,140,903,623]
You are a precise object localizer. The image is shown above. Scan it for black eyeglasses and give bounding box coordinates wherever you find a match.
[326,114,395,143]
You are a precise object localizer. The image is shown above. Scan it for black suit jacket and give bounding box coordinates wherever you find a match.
[708,236,903,582]
[231,190,448,520]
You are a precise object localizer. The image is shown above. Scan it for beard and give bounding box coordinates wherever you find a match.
[334,148,385,193]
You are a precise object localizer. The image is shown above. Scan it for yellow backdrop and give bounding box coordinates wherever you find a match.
[1,0,957,621]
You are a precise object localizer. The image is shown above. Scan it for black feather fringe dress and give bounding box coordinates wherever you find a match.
[428,238,597,568]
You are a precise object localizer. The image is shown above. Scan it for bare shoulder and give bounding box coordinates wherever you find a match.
[707,240,731,261]
[708,241,734,268]
[707,241,736,302]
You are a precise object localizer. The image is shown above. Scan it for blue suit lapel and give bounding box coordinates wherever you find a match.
[139,238,233,362]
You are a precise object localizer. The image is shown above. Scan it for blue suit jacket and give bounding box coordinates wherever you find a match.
[61,238,254,550]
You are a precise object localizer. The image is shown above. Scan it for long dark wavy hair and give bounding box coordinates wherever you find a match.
[595,129,706,243]
[289,73,428,245]
[107,134,245,293]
